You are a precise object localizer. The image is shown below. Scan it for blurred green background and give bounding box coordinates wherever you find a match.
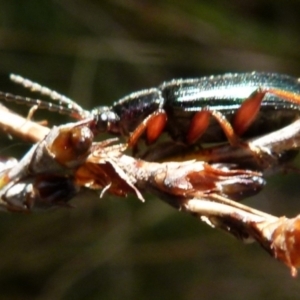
[1,0,300,299]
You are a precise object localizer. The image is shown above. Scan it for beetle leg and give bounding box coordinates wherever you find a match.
[209,109,278,164]
[187,109,241,146]
[187,109,270,164]
[187,106,278,171]
[233,88,300,136]
[186,110,210,144]
[127,109,167,147]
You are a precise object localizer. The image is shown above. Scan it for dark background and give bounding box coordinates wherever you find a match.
[0,1,300,299]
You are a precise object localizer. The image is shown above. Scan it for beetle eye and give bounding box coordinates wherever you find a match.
[100,113,108,122]
[106,111,119,122]
[94,111,119,132]
[94,113,109,132]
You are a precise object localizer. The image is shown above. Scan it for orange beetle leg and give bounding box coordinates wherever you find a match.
[233,87,300,136]
[233,88,266,136]
[186,111,210,144]
[128,109,167,147]
[210,110,241,146]
[187,109,240,146]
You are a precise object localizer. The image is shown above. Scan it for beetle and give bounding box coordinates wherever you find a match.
[2,72,300,149]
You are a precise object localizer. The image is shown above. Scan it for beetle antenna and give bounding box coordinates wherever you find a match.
[0,91,88,119]
[9,74,86,115]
